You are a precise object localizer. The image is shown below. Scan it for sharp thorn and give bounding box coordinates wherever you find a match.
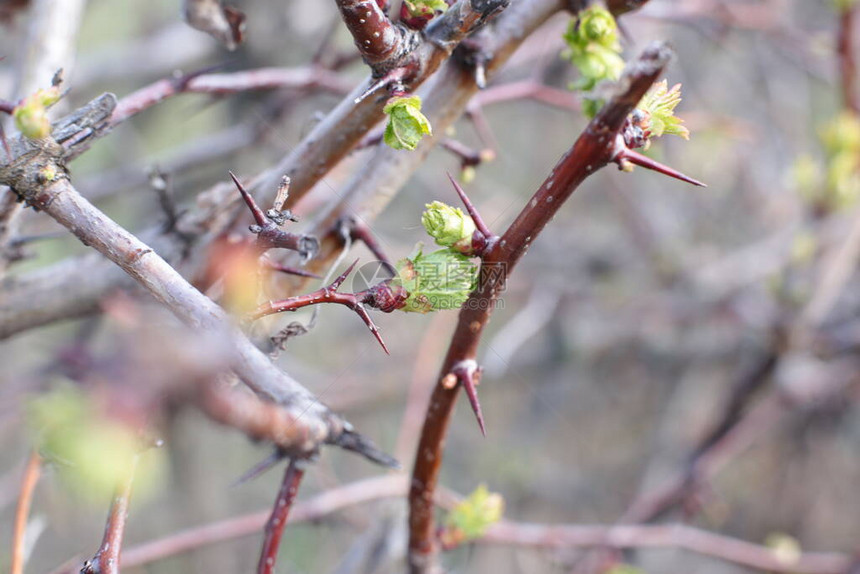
[330,259,359,291]
[231,450,285,486]
[618,149,707,187]
[460,372,486,436]
[229,171,268,225]
[447,172,493,238]
[354,303,390,354]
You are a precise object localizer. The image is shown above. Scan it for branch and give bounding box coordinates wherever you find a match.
[0,130,391,464]
[256,460,305,574]
[80,456,138,574]
[110,66,351,125]
[478,521,852,574]
[837,3,858,114]
[117,475,407,568]
[407,42,685,573]
[335,0,410,69]
[183,0,245,50]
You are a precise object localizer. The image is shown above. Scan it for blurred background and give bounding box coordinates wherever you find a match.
[2,0,860,572]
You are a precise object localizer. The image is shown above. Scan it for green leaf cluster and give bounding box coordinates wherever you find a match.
[394,247,477,313]
[383,95,432,151]
[636,80,690,144]
[793,112,860,211]
[444,484,504,541]
[562,5,625,116]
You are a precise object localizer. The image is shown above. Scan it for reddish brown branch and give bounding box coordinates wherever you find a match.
[249,259,407,354]
[110,67,350,125]
[116,475,407,568]
[478,521,852,574]
[336,0,408,69]
[407,42,686,573]
[257,459,306,574]
[837,4,858,114]
[10,451,41,574]
[80,456,138,574]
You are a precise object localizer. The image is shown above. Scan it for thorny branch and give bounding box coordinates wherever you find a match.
[408,41,694,573]
[256,459,305,574]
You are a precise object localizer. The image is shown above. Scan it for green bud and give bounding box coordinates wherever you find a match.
[636,80,690,140]
[383,95,432,151]
[444,484,504,541]
[562,6,625,113]
[393,248,477,313]
[421,201,477,251]
[404,0,449,17]
[12,87,62,140]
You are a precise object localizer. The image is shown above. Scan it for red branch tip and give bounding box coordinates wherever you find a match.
[445,359,486,436]
[257,459,305,574]
[249,260,390,354]
[616,148,707,188]
[229,171,268,226]
[447,173,494,239]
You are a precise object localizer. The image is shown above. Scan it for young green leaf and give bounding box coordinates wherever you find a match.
[636,80,690,141]
[403,0,449,17]
[13,86,61,140]
[383,95,432,151]
[393,247,477,313]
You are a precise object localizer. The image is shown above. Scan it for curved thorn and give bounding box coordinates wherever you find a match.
[330,259,360,291]
[353,302,390,354]
[263,260,321,279]
[617,149,707,187]
[229,171,268,226]
[447,172,493,237]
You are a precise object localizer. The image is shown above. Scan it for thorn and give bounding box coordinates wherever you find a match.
[352,302,390,355]
[452,360,486,436]
[262,260,321,279]
[232,450,285,486]
[447,172,493,238]
[229,171,268,226]
[354,67,409,104]
[330,259,360,291]
[616,149,707,187]
[343,216,396,275]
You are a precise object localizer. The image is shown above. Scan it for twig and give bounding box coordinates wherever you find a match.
[257,459,306,574]
[837,2,858,114]
[80,455,138,574]
[110,66,351,125]
[477,521,852,574]
[10,451,41,574]
[118,475,408,568]
[0,137,390,464]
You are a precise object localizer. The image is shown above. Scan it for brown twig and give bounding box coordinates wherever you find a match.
[110,66,350,125]
[256,459,306,574]
[114,475,408,568]
[478,521,852,574]
[837,1,858,113]
[10,451,41,574]
[80,455,138,574]
[335,0,409,70]
[407,42,697,573]
[249,259,408,354]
